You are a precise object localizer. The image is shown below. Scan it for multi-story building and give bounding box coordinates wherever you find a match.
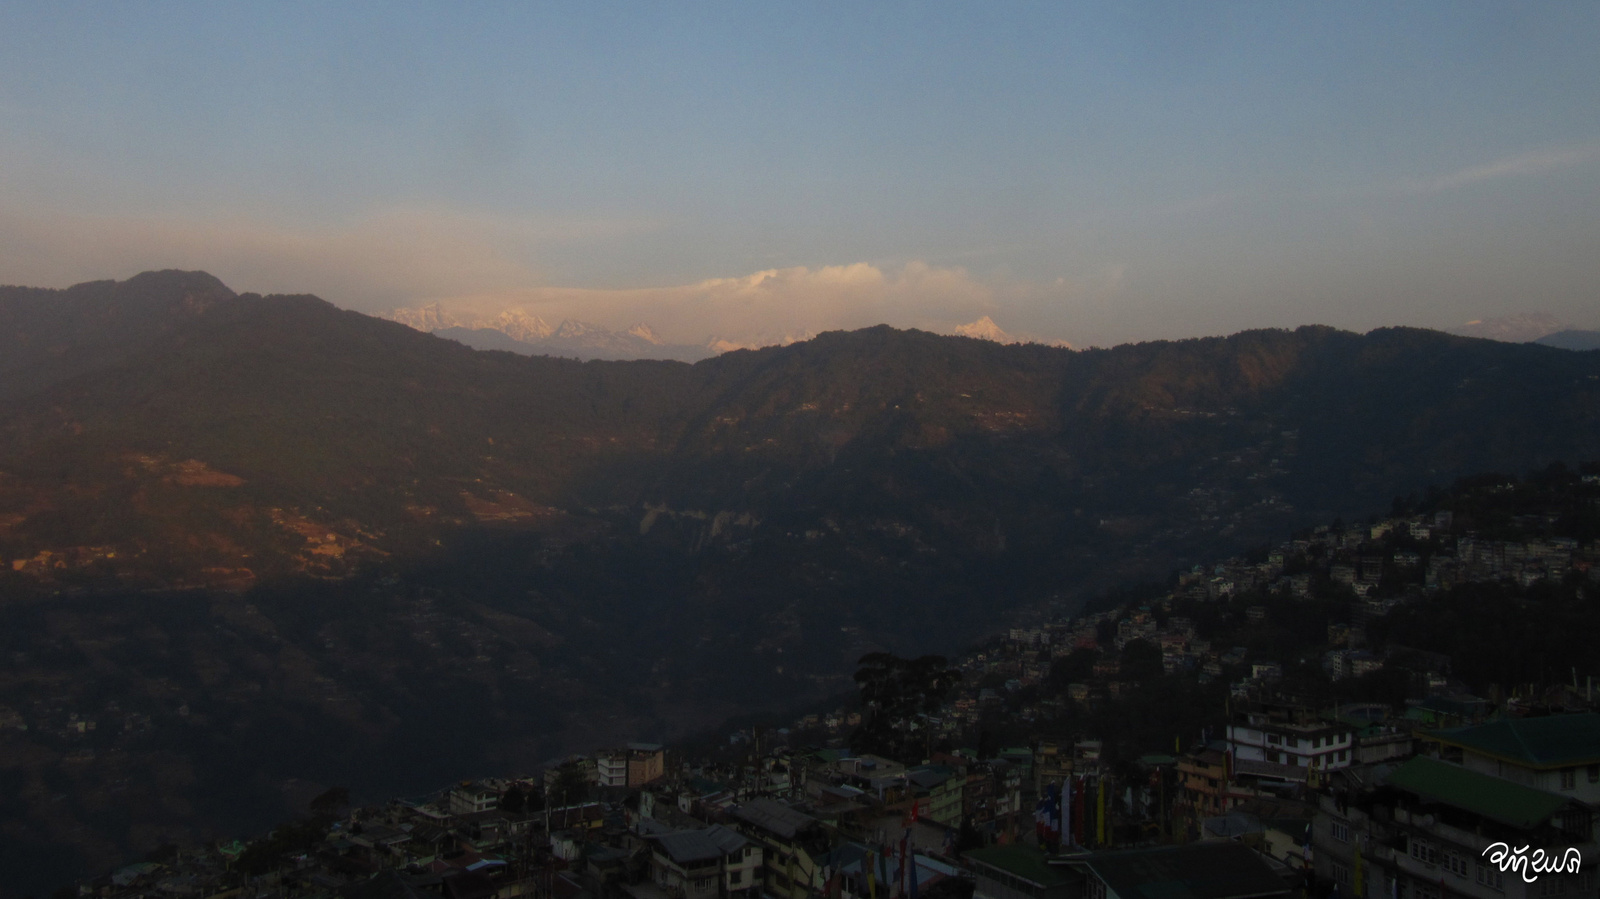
[597,750,629,788]
[1177,747,1231,816]
[1313,713,1600,899]
[1228,702,1355,774]
[448,781,501,816]
[729,798,831,899]
[1432,713,1600,805]
[629,742,667,786]
[650,824,763,899]
[905,765,963,828]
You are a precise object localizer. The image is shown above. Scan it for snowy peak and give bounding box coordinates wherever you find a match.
[1448,312,1569,344]
[488,308,553,342]
[704,331,815,354]
[387,303,460,332]
[627,323,664,345]
[950,316,1073,349]
[953,315,1014,343]
[552,319,610,340]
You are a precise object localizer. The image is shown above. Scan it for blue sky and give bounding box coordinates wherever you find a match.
[2,2,1597,346]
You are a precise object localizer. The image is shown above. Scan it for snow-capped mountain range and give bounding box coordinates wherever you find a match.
[385,304,714,362]
[384,304,1070,360]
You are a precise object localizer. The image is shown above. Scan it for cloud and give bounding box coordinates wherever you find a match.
[434,260,1005,345]
[0,205,1086,347]
[1401,143,1600,193]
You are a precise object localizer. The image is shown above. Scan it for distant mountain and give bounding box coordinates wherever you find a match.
[953,315,1014,342]
[386,301,460,332]
[433,325,540,353]
[1448,312,1568,343]
[3,271,1600,883]
[952,315,1072,349]
[1535,329,1600,351]
[705,331,814,353]
[385,304,712,361]
[486,307,554,342]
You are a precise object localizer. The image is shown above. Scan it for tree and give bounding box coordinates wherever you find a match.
[850,652,961,761]
[1119,639,1163,683]
[499,785,527,814]
[309,786,349,818]
[547,761,591,808]
[1048,647,1098,688]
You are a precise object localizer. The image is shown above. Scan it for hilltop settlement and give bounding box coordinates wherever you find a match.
[73,467,1600,899]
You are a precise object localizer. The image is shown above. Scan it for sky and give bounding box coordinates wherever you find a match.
[1,2,1597,347]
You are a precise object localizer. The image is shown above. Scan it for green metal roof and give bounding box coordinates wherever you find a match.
[1433,713,1600,769]
[965,846,1072,888]
[1070,843,1289,899]
[1385,756,1572,829]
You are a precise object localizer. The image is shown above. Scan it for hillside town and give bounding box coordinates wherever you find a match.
[79,479,1600,899]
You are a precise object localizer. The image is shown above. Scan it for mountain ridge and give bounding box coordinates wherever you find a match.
[384,303,713,362]
[3,270,1600,891]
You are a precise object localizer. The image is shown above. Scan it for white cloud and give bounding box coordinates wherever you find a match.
[0,205,1093,348]
[432,260,1005,345]
[1401,143,1600,194]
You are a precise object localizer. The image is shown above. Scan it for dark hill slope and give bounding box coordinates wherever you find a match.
[1,273,1599,887]
[4,276,1598,627]
[4,280,1599,621]
[0,270,237,402]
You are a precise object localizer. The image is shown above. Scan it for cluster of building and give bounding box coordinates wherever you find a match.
[82,727,1313,899]
[79,491,1600,898]
[893,506,1598,736]
[83,701,1600,899]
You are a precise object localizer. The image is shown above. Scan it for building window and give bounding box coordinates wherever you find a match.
[1476,863,1505,891]
[1587,764,1598,784]
[1332,862,1351,886]
[1331,820,1350,842]
[1443,850,1469,877]
[1561,768,1576,790]
[1410,839,1439,865]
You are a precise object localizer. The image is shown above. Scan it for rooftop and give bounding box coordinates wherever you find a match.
[1060,842,1290,899]
[656,831,727,865]
[1432,712,1600,769]
[1385,756,1573,829]
[733,798,819,840]
[964,845,1070,889]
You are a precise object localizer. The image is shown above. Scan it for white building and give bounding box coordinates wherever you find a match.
[1228,704,1355,773]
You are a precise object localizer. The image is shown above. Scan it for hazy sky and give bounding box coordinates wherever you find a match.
[2,2,1597,346]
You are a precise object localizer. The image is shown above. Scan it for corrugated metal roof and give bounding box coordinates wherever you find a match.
[1069,843,1289,899]
[1385,755,1572,829]
[657,831,725,865]
[1433,713,1600,769]
[733,798,817,839]
[964,846,1069,888]
[703,824,750,855]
